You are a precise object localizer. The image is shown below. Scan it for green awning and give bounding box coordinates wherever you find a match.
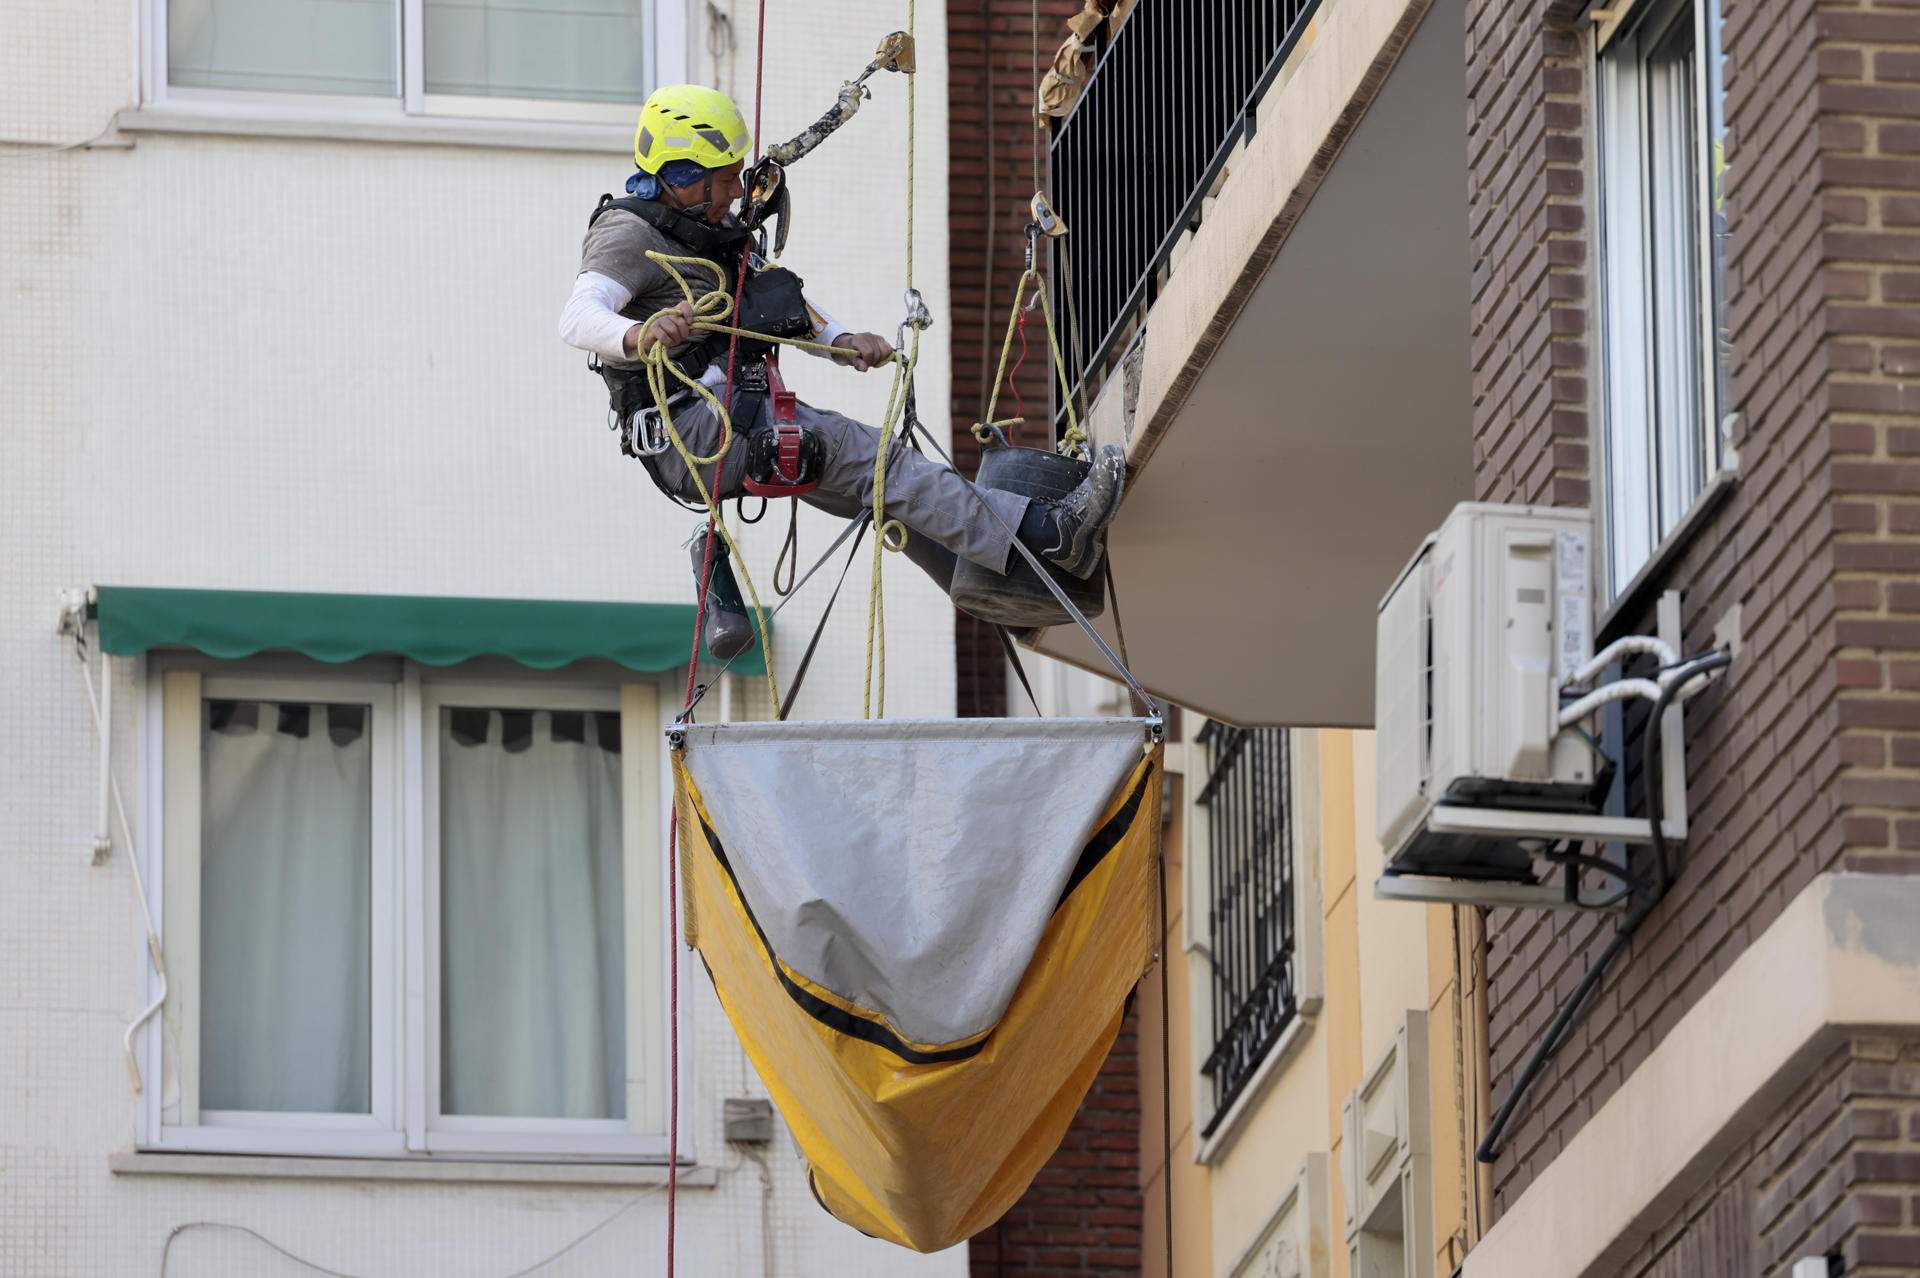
[94,586,766,676]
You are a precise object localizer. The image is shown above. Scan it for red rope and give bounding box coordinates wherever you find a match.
[668,7,767,1273]
[1007,298,1032,444]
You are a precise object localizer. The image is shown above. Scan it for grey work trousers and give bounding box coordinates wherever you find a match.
[645,396,1030,595]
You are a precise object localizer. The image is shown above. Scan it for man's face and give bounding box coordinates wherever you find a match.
[665,161,746,224]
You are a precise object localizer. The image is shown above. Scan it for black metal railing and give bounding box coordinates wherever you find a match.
[1196,723,1296,1134]
[1048,0,1321,426]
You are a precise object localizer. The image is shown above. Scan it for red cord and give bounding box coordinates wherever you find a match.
[1007,298,1032,445]
[669,8,767,1274]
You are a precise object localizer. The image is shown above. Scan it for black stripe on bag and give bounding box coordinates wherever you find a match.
[1054,763,1156,912]
[698,814,986,1066]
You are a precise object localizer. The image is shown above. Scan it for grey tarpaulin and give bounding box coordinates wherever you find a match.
[677,717,1149,1047]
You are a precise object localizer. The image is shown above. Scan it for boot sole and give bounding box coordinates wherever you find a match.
[1060,454,1124,579]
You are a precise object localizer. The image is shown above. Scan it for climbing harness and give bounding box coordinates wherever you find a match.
[740,359,823,499]
[596,361,677,461]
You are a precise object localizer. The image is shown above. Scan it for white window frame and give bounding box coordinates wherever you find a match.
[148,666,405,1156]
[136,653,685,1163]
[140,0,688,127]
[418,679,664,1158]
[1593,0,1730,598]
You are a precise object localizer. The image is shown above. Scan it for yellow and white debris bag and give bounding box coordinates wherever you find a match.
[671,717,1161,1253]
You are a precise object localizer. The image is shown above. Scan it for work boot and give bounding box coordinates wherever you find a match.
[689,525,756,660]
[1018,445,1126,580]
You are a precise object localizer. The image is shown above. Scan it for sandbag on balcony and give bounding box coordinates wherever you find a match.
[670,716,1162,1253]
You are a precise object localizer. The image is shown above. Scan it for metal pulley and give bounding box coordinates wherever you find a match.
[1029,191,1068,238]
[895,287,933,349]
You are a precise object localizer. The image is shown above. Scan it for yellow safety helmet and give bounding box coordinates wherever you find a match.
[633,84,752,174]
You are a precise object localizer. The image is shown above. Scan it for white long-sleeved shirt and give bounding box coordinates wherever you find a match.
[558,269,848,390]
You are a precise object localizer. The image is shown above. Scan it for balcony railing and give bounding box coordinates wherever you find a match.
[1048,0,1321,429]
[1196,723,1296,1135]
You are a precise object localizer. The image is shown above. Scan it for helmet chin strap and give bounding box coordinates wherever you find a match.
[666,170,740,225]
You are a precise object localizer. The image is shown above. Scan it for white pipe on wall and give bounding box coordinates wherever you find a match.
[73,634,169,1090]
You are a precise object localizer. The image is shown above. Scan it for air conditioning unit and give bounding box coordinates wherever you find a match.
[1374,504,1605,902]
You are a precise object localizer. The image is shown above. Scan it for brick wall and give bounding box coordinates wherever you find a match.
[1468,0,1920,1234]
[1466,0,1590,509]
[1839,1037,1920,1275]
[966,1010,1145,1276]
[1603,1036,1920,1277]
[946,0,1083,720]
[947,5,1145,1274]
[1820,0,1920,881]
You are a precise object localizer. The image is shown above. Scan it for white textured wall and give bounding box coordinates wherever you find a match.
[0,0,961,1272]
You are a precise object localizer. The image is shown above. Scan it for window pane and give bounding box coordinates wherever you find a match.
[1704,0,1732,453]
[1597,0,1725,594]
[169,0,397,96]
[1597,44,1657,585]
[424,0,649,103]
[201,700,372,1113]
[440,708,625,1119]
[1645,15,1704,537]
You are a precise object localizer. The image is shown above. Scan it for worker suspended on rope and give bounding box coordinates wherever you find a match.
[558,83,1125,604]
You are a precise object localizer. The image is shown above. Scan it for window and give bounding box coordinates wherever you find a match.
[144,658,672,1159]
[151,0,680,124]
[1595,0,1731,594]
[1193,724,1297,1137]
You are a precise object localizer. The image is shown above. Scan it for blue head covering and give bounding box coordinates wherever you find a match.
[627,158,712,199]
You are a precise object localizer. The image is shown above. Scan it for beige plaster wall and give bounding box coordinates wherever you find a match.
[1353,733,1435,1070]
[1141,769,1213,1278]
[1208,1027,1334,1275]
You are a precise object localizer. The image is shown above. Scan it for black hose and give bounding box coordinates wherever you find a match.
[1475,650,1732,1164]
[1542,844,1651,895]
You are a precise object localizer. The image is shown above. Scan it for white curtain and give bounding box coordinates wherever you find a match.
[439,709,625,1119]
[423,0,648,103]
[202,701,372,1113]
[168,0,397,95]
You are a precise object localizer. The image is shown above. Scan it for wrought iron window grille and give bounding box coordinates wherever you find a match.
[1196,723,1297,1135]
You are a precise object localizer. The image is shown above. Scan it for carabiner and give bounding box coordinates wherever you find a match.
[894,287,933,352]
[633,408,674,458]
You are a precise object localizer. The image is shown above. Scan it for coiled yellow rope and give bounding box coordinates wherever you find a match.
[636,248,916,718]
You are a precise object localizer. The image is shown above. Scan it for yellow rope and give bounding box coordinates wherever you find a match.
[637,248,902,715]
[973,263,1085,455]
[637,244,922,719]
[860,0,919,720]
